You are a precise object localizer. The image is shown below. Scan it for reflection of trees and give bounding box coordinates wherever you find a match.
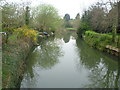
[24,37,62,79]
[115,60,120,88]
[63,31,71,43]
[25,48,41,78]
[76,38,120,88]
[76,38,101,68]
[36,37,62,69]
[55,29,77,40]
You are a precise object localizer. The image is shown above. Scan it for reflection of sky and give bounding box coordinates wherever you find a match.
[21,37,91,88]
[21,36,119,88]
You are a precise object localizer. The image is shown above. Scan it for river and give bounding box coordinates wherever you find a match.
[20,30,120,88]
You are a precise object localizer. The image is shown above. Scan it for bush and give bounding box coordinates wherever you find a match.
[77,23,91,37]
[14,26,38,44]
[84,31,114,51]
[2,27,15,35]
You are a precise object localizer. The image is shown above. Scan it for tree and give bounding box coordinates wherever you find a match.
[25,6,30,26]
[63,13,72,28]
[80,1,118,33]
[70,13,80,28]
[2,3,17,28]
[1,1,28,29]
[75,13,80,20]
[89,5,106,33]
[31,4,61,32]
[74,13,80,28]
[64,14,70,21]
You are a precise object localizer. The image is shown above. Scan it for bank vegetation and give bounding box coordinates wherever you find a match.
[77,0,120,56]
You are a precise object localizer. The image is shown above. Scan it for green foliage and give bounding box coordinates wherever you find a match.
[66,28,77,30]
[80,2,118,33]
[116,35,120,48]
[64,21,73,28]
[63,14,73,28]
[25,6,30,26]
[2,34,34,88]
[2,27,15,44]
[77,22,91,37]
[14,26,38,44]
[112,25,117,42]
[2,27,15,35]
[70,14,80,29]
[31,4,61,32]
[8,34,17,42]
[84,31,113,51]
[1,3,25,28]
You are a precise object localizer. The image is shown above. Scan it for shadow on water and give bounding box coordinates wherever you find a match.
[76,38,120,88]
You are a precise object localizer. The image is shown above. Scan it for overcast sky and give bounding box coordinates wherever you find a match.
[31,0,101,19]
[6,0,109,19]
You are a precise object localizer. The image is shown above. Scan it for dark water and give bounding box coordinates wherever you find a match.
[20,30,120,88]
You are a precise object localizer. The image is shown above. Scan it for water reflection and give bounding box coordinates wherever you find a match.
[76,38,120,88]
[24,38,62,78]
[55,29,77,42]
[63,31,71,43]
[35,38,63,69]
[115,60,120,88]
[21,31,119,88]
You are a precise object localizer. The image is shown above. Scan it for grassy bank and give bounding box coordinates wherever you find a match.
[2,26,38,88]
[83,31,120,56]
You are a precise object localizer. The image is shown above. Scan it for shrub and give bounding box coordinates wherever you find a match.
[77,23,91,37]
[2,27,15,35]
[14,26,38,44]
[84,31,114,51]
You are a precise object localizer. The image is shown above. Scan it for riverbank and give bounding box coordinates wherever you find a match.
[83,31,120,56]
[2,27,38,88]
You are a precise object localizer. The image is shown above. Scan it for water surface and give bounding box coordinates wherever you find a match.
[20,31,120,88]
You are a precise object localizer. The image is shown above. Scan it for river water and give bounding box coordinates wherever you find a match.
[20,30,120,88]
